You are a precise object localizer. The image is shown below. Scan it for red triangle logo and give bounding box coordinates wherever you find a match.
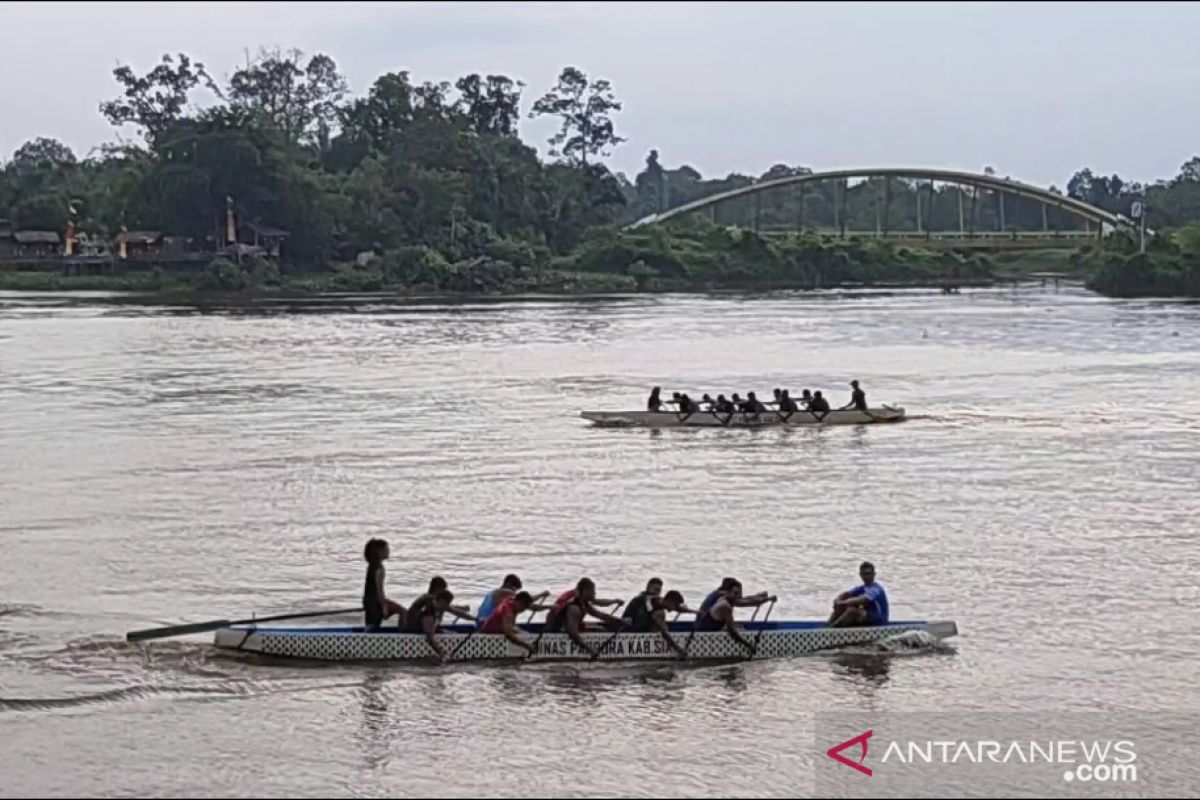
[827,729,873,776]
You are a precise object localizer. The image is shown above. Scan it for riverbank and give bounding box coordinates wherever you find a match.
[0,226,1107,300]
[1081,241,1200,298]
[0,226,1018,298]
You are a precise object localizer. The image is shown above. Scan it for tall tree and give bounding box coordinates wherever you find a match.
[227,48,349,146]
[455,74,524,136]
[100,53,215,143]
[530,67,624,166]
[1178,157,1200,184]
[11,138,78,171]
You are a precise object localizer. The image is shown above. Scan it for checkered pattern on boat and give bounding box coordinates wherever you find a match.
[216,622,932,662]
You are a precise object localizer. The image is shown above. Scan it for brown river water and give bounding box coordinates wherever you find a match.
[1,286,1198,797]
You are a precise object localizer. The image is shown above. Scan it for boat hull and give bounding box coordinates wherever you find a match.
[580,407,905,427]
[213,619,955,663]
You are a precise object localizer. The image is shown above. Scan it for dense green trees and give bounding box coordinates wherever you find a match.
[2,54,629,270]
[4,47,1200,297]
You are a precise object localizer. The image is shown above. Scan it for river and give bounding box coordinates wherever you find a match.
[1,285,1198,797]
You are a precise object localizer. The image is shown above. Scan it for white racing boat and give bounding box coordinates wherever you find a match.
[580,407,905,427]
[213,619,956,663]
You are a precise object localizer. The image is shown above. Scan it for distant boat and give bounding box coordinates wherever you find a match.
[579,406,906,428]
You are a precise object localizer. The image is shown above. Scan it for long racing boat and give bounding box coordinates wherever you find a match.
[213,618,956,663]
[580,406,906,428]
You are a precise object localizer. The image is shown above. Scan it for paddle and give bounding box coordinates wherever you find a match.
[586,600,627,661]
[745,598,777,660]
[447,623,479,662]
[126,607,362,643]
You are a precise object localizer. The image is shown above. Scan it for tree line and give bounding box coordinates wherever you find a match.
[2,47,1199,275]
[0,50,627,267]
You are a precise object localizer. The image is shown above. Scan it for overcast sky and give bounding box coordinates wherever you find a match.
[3,1,1197,187]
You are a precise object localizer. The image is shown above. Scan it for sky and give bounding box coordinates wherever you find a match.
[2,1,1198,188]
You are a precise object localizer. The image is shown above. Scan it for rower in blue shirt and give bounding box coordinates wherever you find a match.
[827,561,889,627]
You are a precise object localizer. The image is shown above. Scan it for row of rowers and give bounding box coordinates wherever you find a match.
[363,540,888,661]
[647,381,868,415]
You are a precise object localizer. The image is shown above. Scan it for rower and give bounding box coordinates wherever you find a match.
[475,574,546,629]
[670,391,683,409]
[700,393,716,411]
[404,589,459,662]
[828,561,889,628]
[647,386,663,412]
[772,388,783,406]
[413,576,475,628]
[544,578,624,660]
[362,538,405,632]
[715,394,735,413]
[694,581,776,654]
[808,390,831,413]
[841,379,868,412]
[742,391,766,413]
[799,389,814,409]
[698,577,770,616]
[621,577,663,629]
[778,389,798,413]
[730,393,744,411]
[678,393,697,414]
[622,579,694,657]
[479,590,538,655]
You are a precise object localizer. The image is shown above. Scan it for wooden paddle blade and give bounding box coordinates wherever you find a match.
[126,619,232,642]
[125,607,362,643]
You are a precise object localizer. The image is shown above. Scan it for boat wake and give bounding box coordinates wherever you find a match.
[839,628,956,655]
[0,602,41,619]
[0,683,248,713]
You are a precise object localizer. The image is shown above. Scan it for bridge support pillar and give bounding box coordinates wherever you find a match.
[883,177,892,236]
[797,184,806,231]
[916,186,923,234]
[998,192,1006,234]
[927,180,936,238]
[875,185,882,236]
[958,191,965,232]
[839,179,848,239]
[1042,204,1048,232]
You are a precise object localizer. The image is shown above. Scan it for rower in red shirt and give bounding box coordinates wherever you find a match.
[480,591,541,654]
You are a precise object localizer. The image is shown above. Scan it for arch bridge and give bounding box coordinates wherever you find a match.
[629,167,1136,248]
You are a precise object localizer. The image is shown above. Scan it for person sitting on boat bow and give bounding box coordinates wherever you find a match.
[363,538,405,632]
[828,561,889,628]
[808,390,831,413]
[545,578,625,660]
[404,589,460,662]
[480,590,539,655]
[647,387,663,412]
[622,578,694,657]
[840,380,868,412]
[695,581,776,654]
